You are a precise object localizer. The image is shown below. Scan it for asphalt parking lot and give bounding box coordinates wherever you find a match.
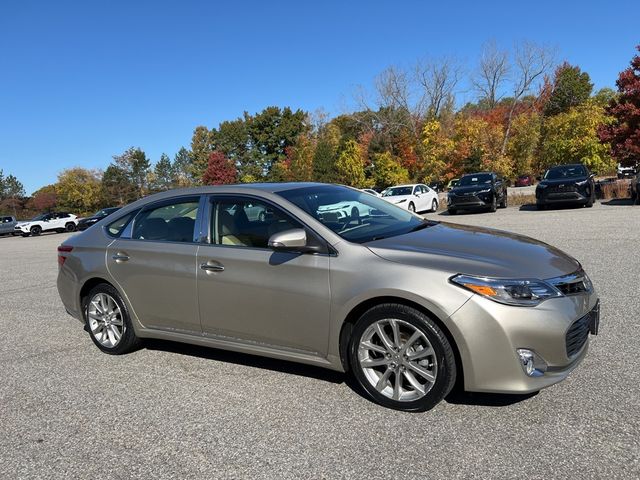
[1,201,638,479]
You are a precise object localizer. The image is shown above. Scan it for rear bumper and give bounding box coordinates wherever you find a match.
[447,291,599,393]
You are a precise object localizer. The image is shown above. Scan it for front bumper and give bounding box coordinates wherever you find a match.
[537,187,590,205]
[447,192,493,209]
[447,291,599,393]
[14,225,30,233]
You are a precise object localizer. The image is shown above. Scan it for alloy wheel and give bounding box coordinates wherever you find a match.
[87,293,125,348]
[357,318,438,402]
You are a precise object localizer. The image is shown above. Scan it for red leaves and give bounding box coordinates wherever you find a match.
[202,151,237,185]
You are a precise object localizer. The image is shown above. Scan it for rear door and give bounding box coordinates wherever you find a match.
[106,196,203,333]
[196,195,331,355]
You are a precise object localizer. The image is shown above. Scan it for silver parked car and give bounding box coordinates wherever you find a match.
[57,183,599,411]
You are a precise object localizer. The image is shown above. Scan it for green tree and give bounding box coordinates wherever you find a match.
[151,153,175,191]
[540,100,615,173]
[507,112,542,175]
[544,62,594,116]
[335,139,367,187]
[102,165,133,206]
[190,126,213,182]
[313,122,341,183]
[173,147,195,187]
[371,152,409,188]
[56,168,103,215]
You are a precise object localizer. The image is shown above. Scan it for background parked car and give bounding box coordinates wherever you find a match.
[14,212,78,237]
[446,178,459,190]
[447,172,507,214]
[617,163,636,179]
[361,188,381,197]
[0,215,19,236]
[515,174,535,187]
[381,184,439,213]
[428,181,445,192]
[535,164,595,210]
[77,207,120,231]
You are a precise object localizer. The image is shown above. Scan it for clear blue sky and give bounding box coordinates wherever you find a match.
[1,0,638,194]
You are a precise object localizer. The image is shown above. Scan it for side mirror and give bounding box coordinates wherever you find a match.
[268,228,320,253]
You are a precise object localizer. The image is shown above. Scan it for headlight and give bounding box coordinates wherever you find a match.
[395,199,407,204]
[450,274,563,306]
[575,179,589,186]
[476,188,491,194]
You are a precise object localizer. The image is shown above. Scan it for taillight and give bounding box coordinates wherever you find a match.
[58,245,73,266]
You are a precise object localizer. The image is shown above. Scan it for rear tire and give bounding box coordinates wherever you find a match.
[536,203,546,210]
[83,283,141,355]
[347,303,456,412]
[448,208,457,215]
[65,222,76,232]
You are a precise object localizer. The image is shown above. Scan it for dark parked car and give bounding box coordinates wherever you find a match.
[77,207,121,231]
[428,181,445,192]
[447,172,507,214]
[515,174,534,187]
[631,172,640,205]
[536,164,595,210]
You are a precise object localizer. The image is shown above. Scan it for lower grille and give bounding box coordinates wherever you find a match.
[548,185,577,194]
[565,311,592,357]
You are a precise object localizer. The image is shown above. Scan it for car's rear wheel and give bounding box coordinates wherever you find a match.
[83,283,141,355]
[448,207,457,215]
[536,203,546,210]
[30,225,41,236]
[408,202,416,213]
[431,199,438,212]
[65,222,76,232]
[348,304,456,412]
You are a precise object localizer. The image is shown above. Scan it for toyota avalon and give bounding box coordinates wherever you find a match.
[57,183,599,411]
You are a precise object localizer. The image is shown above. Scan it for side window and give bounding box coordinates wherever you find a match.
[212,197,301,249]
[106,211,137,238]
[3,217,11,223]
[132,198,200,242]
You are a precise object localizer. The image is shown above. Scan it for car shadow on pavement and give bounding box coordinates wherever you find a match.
[143,338,346,384]
[600,198,635,206]
[445,389,538,407]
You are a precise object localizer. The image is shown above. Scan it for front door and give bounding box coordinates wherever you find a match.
[106,196,202,333]
[196,196,331,355]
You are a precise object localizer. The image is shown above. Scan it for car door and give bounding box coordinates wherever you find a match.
[196,195,331,355]
[105,196,203,333]
[0,217,12,234]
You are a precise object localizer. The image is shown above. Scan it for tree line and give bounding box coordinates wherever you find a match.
[2,42,639,218]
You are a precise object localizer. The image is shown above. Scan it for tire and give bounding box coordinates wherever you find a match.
[431,199,438,212]
[82,283,141,355]
[347,303,456,412]
[499,192,507,208]
[65,222,76,232]
[489,196,497,213]
[21,233,29,237]
[30,225,42,236]
[351,206,361,224]
[408,202,416,213]
[448,208,457,215]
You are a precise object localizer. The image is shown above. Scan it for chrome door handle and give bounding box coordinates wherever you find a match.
[200,262,224,272]
[112,253,130,262]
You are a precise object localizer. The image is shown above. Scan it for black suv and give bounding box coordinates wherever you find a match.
[77,207,120,231]
[536,164,595,210]
[447,172,507,214]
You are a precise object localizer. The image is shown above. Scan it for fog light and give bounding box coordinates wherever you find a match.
[516,349,548,377]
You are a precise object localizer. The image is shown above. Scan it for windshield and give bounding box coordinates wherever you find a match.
[277,185,432,244]
[382,186,413,197]
[30,214,47,221]
[544,165,587,180]
[458,174,492,186]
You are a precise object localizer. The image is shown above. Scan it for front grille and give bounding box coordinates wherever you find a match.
[565,311,592,357]
[547,185,577,194]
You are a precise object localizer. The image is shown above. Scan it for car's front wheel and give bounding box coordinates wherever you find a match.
[30,226,42,236]
[431,199,438,212]
[348,304,456,412]
[408,202,416,213]
[83,283,141,355]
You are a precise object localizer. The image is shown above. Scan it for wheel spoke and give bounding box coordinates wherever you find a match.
[375,368,393,392]
[392,370,401,400]
[407,346,434,361]
[390,319,401,348]
[403,370,426,394]
[110,326,122,342]
[407,361,436,383]
[110,316,123,327]
[400,330,422,355]
[361,340,387,355]
[361,357,391,368]
[374,323,394,351]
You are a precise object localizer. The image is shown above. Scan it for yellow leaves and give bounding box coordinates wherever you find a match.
[56,168,103,215]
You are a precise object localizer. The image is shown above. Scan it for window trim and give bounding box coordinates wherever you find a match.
[202,194,332,255]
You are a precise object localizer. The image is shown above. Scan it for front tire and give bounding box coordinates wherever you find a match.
[431,199,438,212]
[347,304,456,412]
[489,195,497,213]
[448,207,457,215]
[30,225,42,236]
[83,283,141,355]
[408,202,416,213]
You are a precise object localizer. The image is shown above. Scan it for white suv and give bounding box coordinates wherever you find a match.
[15,212,78,237]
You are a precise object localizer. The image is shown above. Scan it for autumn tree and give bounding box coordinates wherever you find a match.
[544,62,593,116]
[371,152,409,188]
[202,151,237,185]
[540,100,614,173]
[56,168,103,215]
[284,135,315,182]
[598,45,640,167]
[31,184,58,212]
[507,112,542,175]
[190,126,213,182]
[421,119,453,182]
[473,41,509,109]
[313,122,341,183]
[335,139,367,187]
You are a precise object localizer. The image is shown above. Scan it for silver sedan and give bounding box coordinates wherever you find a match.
[57,183,599,411]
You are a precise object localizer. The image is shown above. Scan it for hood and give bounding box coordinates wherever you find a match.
[450,185,493,195]
[538,176,588,187]
[381,195,412,204]
[16,221,30,227]
[367,222,580,279]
